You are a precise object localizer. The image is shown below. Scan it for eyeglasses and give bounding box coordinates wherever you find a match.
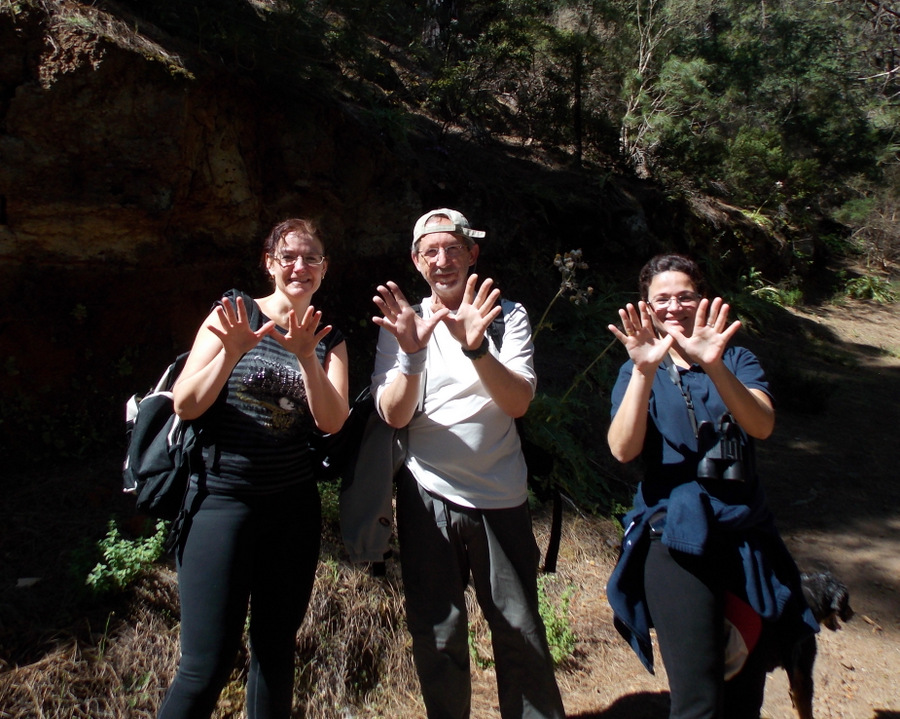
[418,244,469,262]
[649,292,701,310]
[271,253,326,268]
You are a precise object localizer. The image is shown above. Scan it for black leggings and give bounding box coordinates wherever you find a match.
[644,538,769,719]
[158,481,321,719]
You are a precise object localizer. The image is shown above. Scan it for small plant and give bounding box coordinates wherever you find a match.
[537,575,577,666]
[532,249,593,342]
[524,250,623,511]
[740,267,802,308]
[319,480,341,528]
[465,576,577,669]
[468,624,494,669]
[86,519,169,595]
[844,274,897,303]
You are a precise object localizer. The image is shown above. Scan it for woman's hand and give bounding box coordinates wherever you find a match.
[372,281,449,353]
[175,295,274,420]
[665,297,741,368]
[441,274,502,350]
[207,296,276,357]
[608,301,674,374]
[269,305,333,360]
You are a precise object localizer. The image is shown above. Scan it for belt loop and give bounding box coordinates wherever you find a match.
[433,497,449,529]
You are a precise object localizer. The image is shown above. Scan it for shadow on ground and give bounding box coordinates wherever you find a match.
[567,691,669,718]
[746,306,900,631]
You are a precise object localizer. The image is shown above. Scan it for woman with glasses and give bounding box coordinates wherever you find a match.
[604,254,817,719]
[159,218,349,719]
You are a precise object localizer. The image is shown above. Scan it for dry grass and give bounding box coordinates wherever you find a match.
[0,496,622,719]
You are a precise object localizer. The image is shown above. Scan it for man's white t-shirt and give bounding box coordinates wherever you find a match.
[371,298,537,509]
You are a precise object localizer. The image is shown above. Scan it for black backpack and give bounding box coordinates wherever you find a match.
[310,387,375,483]
[122,353,198,521]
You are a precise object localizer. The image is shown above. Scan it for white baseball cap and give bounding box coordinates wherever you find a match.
[412,208,485,251]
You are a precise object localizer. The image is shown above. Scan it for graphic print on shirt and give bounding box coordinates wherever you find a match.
[238,356,312,434]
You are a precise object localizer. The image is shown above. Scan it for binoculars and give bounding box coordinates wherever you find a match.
[696,413,745,482]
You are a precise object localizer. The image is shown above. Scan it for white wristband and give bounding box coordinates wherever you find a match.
[398,348,427,375]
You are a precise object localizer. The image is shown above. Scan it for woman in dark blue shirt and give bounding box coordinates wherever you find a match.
[605,254,816,719]
[159,218,349,719]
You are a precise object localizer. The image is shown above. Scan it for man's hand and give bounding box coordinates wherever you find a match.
[372,281,449,353]
[441,274,502,350]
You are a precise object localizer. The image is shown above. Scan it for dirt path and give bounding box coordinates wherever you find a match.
[470,298,900,719]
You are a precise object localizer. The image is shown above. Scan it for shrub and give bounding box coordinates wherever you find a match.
[86,520,169,595]
[844,274,897,303]
[538,575,577,666]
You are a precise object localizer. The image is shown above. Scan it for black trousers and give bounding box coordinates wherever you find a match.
[644,537,769,719]
[158,481,321,719]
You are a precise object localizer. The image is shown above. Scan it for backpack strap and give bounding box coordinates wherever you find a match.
[663,354,700,438]
[220,288,263,331]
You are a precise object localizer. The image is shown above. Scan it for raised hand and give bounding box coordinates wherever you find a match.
[373,281,449,353]
[608,301,674,372]
[208,296,276,356]
[269,305,333,360]
[664,297,741,367]
[441,274,502,350]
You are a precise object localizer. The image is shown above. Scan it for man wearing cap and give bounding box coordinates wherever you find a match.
[370,209,565,719]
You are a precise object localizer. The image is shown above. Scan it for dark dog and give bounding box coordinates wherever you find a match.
[780,571,854,719]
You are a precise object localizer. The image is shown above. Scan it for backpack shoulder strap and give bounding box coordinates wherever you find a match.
[219,288,263,330]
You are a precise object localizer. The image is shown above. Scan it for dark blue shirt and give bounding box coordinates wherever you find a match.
[611,346,771,503]
[607,346,817,673]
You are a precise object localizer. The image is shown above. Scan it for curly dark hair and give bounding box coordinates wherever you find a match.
[638,253,706,301]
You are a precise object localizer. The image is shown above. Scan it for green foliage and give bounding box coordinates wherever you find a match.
[740,267,803,308]
[524,250,625,512]
[832,196,877,228]
[537,575,577,666]
[723,265,803,332]
[832,173,900,269]
[86,520,169,595]
[11,0,894,248]
[844,275,898,304]
[319,481,341,527]
[468,625,494,670]
[467,575,577,669]
[611,0,887,218]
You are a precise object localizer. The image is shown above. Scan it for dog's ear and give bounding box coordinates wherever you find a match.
[835,589,854,625]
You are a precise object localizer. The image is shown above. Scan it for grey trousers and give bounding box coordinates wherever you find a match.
[395,469,565,719]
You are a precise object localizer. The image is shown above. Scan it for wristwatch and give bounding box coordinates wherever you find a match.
[461,337,490,360]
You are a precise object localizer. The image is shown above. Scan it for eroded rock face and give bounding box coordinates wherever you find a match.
[0,9,423,448]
